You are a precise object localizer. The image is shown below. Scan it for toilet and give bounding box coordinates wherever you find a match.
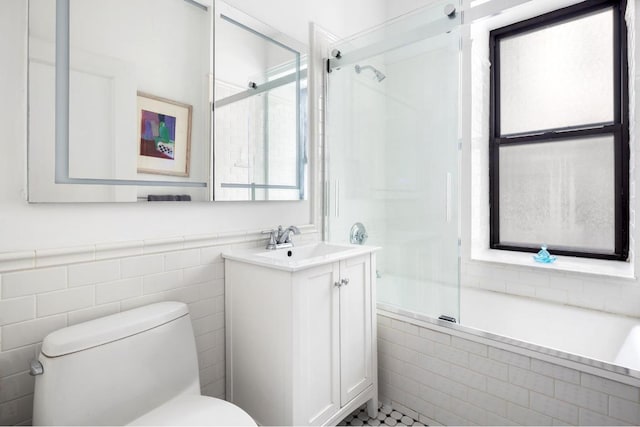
[32,301,255,426]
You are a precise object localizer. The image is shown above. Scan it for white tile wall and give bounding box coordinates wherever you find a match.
[0,298,34,326]
[378,314,640,426]
[120,254,164,278]
[2,267,67,298]
[68,260,120,287]
[0,238,259,426]
[36,287,94,317]
[94,278,143,305]
[461,259,640,318]
[67,303,120,326]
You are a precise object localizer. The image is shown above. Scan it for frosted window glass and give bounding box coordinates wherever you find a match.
[499,136,615,252]
[499,9,614,135]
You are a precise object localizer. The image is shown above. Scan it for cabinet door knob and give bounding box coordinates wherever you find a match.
[334,281,342,287]
[341,278,349,286]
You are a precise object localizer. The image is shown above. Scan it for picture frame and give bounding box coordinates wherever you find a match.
[137,92,192,177]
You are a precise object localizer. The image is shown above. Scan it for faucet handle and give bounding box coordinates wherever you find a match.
[261,229,278,249]
[283,225,301,243]
[288,225,300,234]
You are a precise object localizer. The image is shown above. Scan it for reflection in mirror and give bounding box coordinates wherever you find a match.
[28,0,213,202]
[214,1,308,201]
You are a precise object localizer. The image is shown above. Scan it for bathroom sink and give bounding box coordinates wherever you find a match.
[256,242,352,261]
[222,242,378,272]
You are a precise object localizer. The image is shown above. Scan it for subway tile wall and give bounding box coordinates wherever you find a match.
[377,314,640,426]
[1,239,637,426]
[461,261,640,318]
[0,240,253,426]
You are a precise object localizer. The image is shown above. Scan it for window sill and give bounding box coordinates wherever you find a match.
[470,248,635,279]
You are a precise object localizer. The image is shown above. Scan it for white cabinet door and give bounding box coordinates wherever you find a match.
[294,262,341,425]
[339,255,373,405]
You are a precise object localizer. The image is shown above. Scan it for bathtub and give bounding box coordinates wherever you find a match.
[461,288,640,372]
[617,326,640,370]
[376,283,640,425]
[377,275,640,376]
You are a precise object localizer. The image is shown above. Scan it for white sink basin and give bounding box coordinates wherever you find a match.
[256,243,352,261]
[223,242,378,272]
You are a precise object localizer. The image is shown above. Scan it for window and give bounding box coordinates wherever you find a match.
[489,0,629,260]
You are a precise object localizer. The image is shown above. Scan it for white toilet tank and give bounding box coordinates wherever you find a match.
[33,302,202,426]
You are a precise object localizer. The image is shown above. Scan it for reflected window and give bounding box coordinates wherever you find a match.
[489,0,629,260]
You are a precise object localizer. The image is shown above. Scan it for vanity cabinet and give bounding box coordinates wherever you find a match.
[224,248,378,426]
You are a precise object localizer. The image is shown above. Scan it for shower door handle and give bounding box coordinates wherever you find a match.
[446,172,452,223]
[334,180,340,217]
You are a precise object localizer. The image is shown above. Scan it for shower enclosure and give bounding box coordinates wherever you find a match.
[325,1,462,321]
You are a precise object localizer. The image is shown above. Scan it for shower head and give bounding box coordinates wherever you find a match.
[355,64,386,82]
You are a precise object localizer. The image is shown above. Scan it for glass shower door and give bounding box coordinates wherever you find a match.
[325,1,461,321]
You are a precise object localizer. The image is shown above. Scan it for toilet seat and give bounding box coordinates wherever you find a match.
[128,395,256,426]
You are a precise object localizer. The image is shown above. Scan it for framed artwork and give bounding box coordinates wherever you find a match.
[137,92,192,177]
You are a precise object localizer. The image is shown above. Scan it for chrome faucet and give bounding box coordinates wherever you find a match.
[277,225,300,245]
[262,225,300,250]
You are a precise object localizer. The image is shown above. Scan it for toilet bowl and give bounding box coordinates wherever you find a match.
[31,301,255,426]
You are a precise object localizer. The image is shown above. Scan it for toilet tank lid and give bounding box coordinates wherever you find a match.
[41,302,189,357]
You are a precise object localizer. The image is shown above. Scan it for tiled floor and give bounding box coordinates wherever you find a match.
[339,403,425,426]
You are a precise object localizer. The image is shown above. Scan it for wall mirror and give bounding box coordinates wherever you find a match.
[213,1,308,201]
[28,0,214,202]
[27,0,307,202]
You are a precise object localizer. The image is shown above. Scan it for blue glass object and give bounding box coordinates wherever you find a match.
[533,244,557,264]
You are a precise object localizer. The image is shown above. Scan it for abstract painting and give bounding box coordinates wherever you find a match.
[137,92,192,176]
[140,110,177,160]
